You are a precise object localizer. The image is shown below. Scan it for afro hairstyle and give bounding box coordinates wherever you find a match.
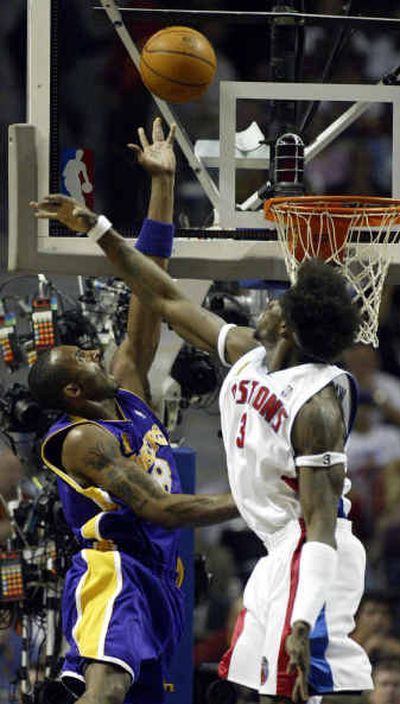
[280,258,360,362]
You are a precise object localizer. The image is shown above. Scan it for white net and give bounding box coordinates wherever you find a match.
[264,196,400,347]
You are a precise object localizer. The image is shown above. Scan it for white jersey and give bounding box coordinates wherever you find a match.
[219,346,356,546]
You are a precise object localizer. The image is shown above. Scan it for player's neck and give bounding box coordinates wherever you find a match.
[71,397,121,421]
[265,339,300,371]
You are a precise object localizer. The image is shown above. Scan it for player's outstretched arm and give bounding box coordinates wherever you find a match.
[110,117,176,401]
[62,423,239,527]
[285,386,346,702]
[30,196,258,365]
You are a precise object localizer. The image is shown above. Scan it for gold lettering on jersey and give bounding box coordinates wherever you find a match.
[120,432,134,455]
[231,379,288,432]
[133,425,172,492]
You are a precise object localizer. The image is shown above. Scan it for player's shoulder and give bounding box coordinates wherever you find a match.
[300,383,342,419]
[62,421,117,451]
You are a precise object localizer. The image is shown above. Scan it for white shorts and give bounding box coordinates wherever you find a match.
[219,519,373,697]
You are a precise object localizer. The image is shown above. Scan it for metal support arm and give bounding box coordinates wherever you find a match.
[99,0,219,210]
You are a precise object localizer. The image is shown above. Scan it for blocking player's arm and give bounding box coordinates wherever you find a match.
[62,423,239,528]
[110,118,176,401]
[285,386,346,703]
[31,195,258,365]
[98,228,258,364]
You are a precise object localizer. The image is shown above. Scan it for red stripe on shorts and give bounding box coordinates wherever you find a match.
[281,475,299,493]
[276,520,306,696]
[218,607,247,679]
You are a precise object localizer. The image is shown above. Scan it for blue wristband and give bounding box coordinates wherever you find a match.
[135,218,174,257]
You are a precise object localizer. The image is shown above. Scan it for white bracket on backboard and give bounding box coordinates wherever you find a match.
[218,81,400,229]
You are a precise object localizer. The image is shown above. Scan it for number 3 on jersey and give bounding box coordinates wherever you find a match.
[236,412,247,448]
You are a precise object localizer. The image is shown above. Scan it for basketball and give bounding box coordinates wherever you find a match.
[139,26,217,104]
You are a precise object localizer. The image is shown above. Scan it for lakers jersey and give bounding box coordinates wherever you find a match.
[219,347,357,545]
[42,388,182,574]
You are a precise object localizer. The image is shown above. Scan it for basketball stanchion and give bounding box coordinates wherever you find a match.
[264,195,400,347]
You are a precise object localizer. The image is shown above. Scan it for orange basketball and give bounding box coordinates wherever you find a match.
[139,26,217,104]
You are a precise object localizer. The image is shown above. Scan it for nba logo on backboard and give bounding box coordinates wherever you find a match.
[61,148,94,208]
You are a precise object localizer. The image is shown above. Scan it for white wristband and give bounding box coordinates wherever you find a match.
[87,215,112,242]
[217,323,237,367]
[291,541,338,629]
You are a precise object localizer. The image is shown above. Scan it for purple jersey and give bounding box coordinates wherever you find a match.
[42,388,182,575]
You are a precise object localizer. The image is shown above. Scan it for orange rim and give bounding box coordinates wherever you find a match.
[264,195,400,218]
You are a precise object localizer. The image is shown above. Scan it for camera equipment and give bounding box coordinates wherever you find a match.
[0,384,57,434]
[0,476,79,702]
[79,277,131,346]
[171,345,220,403]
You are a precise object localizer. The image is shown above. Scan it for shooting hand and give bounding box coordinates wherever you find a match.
[127,117,176,177]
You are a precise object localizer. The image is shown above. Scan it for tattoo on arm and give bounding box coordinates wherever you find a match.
[69,430,238,527]
[83,439,120,471]
[104,465,163,513]
[80,436,164,512]
[161,494,237,526]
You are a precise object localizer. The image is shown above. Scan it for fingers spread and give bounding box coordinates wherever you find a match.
[166,123,176,144]
[33,210,57,219]
[137,127,149,150]
[44,193,68,204]
[290,667,308,703]
[127,144,141,158]
[152,116,164,142]
[297,668,308,702]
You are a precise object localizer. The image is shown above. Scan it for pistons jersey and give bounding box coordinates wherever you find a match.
[42,388,182,575]
[219,346,357,546]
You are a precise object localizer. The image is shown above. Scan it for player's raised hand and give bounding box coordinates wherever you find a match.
[30,194,98,233]
[127,117,176,177]
[285,622,310,703]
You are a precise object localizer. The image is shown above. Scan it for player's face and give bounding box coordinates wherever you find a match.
[50,345,118,400]
[254,299,286,346]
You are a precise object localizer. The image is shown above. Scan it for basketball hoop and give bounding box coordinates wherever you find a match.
[264,196,400,347]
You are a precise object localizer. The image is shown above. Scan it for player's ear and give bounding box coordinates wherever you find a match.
[280,319,295,343]
[63,382,82,400]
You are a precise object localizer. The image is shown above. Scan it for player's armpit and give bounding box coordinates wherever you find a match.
[110,336,153,403]
[224,325,260,365]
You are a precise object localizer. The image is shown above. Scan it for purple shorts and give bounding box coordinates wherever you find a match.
[60,549,184,704]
